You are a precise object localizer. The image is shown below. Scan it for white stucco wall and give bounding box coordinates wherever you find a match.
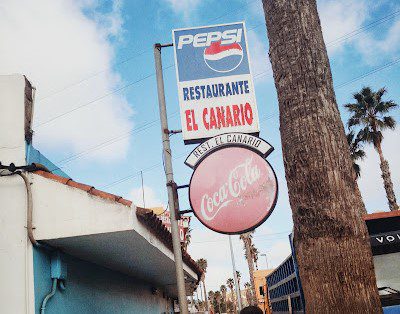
[31,172,198,281]
[0,75,27,165]
[0,74,35,313]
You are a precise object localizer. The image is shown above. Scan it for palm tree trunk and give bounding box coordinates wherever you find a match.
[202,279,209,312]
[244,238,258,305]
[376,142,399,211]
[230,288,237,314]
[262,0,382,313]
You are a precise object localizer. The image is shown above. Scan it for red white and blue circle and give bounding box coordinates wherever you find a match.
[203,41,244,73]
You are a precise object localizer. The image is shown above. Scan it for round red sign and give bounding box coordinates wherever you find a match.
[189,146,278,234]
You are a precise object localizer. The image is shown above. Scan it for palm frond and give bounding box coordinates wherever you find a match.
[383,116,396,129]
[353,163,361,178]
[376,100,397,113]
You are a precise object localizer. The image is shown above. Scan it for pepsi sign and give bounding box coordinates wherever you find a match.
[173,22,260,144]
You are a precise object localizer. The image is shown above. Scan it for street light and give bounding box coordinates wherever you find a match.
[260,253,269,269]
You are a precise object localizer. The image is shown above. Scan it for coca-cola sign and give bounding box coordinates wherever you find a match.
[189,145,278,234]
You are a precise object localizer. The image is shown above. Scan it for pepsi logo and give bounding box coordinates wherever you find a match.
[203,41,243,73]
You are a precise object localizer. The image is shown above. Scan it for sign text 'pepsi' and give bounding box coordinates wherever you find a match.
[172,22,260,144]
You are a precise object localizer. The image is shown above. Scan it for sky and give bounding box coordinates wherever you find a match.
[1,0,399,294]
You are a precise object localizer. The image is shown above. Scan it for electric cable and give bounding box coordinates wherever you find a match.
[95,55,400,191]
[34,7,400,127]
[37,0,260,102]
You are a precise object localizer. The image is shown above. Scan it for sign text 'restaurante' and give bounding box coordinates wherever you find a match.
[173,22,260,143]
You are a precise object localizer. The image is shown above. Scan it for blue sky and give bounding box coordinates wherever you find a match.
[1,0,399,292]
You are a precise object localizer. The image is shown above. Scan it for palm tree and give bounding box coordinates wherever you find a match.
[235,270,243,307]
[240,232,257,305]
[214,291,222,313]
[262,0,381,312]
[208,290,215,312]
[346,130,366,178]
[345,87,398,211]
[244,282,252,306]
[251,244,259,270]
[196,258,209,312]
[220,285,227,312]
[226,278,236,313]
[182,227,192,251]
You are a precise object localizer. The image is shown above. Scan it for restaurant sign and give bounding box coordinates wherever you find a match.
[187,133,277,234]
[172,22,259,144]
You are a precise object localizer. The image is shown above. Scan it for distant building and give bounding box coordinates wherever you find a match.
[365,211,400,312]
[253,269,274,314]
[0,74,202,313]
[266,248,305,314]
[265,211,400,313]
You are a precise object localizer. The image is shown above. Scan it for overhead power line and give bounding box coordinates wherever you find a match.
[97,56,399,191]
[37,0,260,102]
[99,112,279,190]
[43,51,399,185]
[34,65,174,128]
[326,9,400,47]
[335,57,400,89]
[34,8,400,127]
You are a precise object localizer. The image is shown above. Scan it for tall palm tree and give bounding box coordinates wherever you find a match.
[214,291,222,313]
[220,285,227,312]
[226,278,236,313]
[196,258,209,312]
[244,282,252,305]
[346,130,366,179]
[240,232,257,305]
[262,0,381,312]
[250,244,259,270]
[345,87,398,211]
[182,227,192,251]
[208,290,215,312]
[235,270,243,307]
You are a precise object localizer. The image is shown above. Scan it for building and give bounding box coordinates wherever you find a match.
[266,212,400,313]
[253,269,274,314]
[365,211,400,312]
[266,251,304,314]
[0,74,202,313]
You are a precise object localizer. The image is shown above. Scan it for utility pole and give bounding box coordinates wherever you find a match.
[261,253,269,269]
[262,0,381,312]
[154,43,188,314]
[229,235,242,312]
[140,170,145,208]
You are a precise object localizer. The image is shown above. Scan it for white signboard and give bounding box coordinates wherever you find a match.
[172,22,260,144]
[185,132,273,169]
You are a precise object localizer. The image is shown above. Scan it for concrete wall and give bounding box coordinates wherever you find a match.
[33,247,174,314]
[0,74,35,313]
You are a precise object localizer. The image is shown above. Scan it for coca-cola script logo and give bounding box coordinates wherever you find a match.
[189,146,277,234]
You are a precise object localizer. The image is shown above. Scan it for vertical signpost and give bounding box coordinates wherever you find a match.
[154,43,189,314]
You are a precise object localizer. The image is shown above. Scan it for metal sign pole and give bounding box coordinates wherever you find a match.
[229,235,242,312]
[154,43,188,314]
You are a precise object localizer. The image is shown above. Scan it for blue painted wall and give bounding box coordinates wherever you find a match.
[26,144,70,179]
[383,305,400,313]
[33,247,174,314]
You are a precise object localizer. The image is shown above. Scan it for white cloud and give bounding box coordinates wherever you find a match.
[247,30,272,83]
[164,0,201,21]
[355,19,400,65]
[130,184,165,209]
[358,128,400,213]
[318,0,369,54]
[318,0,400,63]
[0,0,133,161]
